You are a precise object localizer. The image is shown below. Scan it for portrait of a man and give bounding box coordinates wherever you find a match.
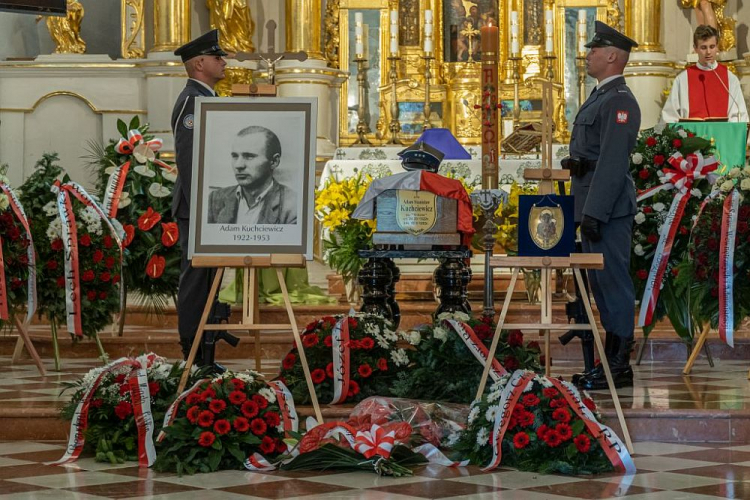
[207,125,298,225]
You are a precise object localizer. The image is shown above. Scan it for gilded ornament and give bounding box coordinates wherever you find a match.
[206,0,255,53]
[606,0,624,32]
[679,0,734,52]
[324,0,340,68]
[38,0,86,54]
[121,0,146,59]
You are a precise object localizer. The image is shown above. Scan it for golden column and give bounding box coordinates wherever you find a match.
[625,0,662,53]
[285,0,324,60]
[152,0,191,52]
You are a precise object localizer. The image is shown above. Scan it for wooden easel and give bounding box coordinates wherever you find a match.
[10,316,46,375]
[683,324,750,379]
[176,254,323,424]
[475,82,633,454]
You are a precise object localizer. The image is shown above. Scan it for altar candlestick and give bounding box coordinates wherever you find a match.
[544,8,554,53]
[577,10,587,56]
[510,11,520,56]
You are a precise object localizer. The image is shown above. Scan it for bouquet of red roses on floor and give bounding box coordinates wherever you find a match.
[154,370,295,475]
[390,312,542,403]
[453,370,635,475]
[277,313,411,405]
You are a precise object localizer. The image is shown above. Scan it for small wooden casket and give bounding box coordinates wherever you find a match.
[372,189,461,248]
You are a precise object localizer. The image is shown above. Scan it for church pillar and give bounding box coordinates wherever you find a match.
[285,0,324,60]
[152,0,191,53]
[623,0,674,129]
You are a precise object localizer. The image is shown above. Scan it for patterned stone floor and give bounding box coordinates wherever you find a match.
[0,356,749,498]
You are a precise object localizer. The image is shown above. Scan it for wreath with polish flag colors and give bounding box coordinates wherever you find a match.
[88,116,180,313]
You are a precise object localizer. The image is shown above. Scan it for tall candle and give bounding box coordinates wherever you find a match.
[511,11,518,23]
[480,23,498,53]
[391,10,398,23]
[545,9,553,53]
[424,9,432,22]
[355,12,363,25]
[355,42,364,57]
[545,9,553,23]
[391,38,398,55]
[425,23,433,36]
[424,38,433,53]
[578,9,586,23]
[512,40,520,55]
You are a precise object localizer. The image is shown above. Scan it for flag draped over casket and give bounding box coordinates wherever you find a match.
[352,171,474,246]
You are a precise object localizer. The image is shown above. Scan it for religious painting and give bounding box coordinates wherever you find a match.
[188,97,317,260]
[524,0,545,45]
[562,6,596,129]
[398,102,444,135]
[346,8,381,136]
[443,0,499,62]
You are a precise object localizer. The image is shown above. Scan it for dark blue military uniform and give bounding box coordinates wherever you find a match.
[171,30,226,357]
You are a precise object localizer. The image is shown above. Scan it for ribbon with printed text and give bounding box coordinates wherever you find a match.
[0,183,36,324]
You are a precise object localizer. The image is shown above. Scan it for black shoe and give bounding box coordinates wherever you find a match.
[578,365,633,390]
[573,331,613,385]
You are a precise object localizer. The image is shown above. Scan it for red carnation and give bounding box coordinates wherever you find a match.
[377,358,388,371]
[186,406,201,423]
[105,256,116,269]
[138,207,161,231]
[347,317,358,329]
[513,431,530,449]
[645,137,657,147]
[233,416,250,432]
[347,380,360,398]
[214,419,231,435]
[86,290,97,301]
[79,234,92,247]
[260,435,276,454]
[358,364,373,378]
[229,390,247,405]
[209,399,227,414]
[146,254,166,279]
[646,234,658,244]
[503,355,520,371]
[161,222,179,247]
[265,411,281,428]
[311,368,326,384]
[326,362,334,378]
[92,249,104,263]
[250,417,267,435]
[687,131,695,137]
[323,335,333,347]
[100,272,111,283]
[637,169,649,180]
[46,260,58,270]
[574,434,591,453]
[114,401,133,420]
[302,333,319,348]
[119,383,130,396]
[99,291,108,300]
[148,382,160,395]
[643,206,653,213]
[556,423,573,441]
[522,394,540,407]
[542,388,559,399]
[90,398,103,408]
[112,274,120,284]
[636,269,648,280]
[198,410,215,428]
[552,408,571,423]
[198,431,215,447]
[508,330,523,347]
[123,224,135,247]
[672,138,682,148]
[103,235,113,248]
[82,270,95,282]
[51,238,64,251]
[282,353,296,370]
[241,400,259,418]
[653,154,665,166]
[360,337,375,349]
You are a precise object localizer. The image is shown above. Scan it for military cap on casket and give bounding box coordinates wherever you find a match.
[398,141,445,172]
[584,21,638,53]
[174,29,228,62]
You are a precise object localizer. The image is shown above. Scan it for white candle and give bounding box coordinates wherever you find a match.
[546,37,553,53]
[355,25,363,36]
[355,12,363,25]
[578,40,586,54]
[511,24,518,36]
[578,9,586,22]
[424,38,433,54]
[511,40,520,56]
[545,9,553,23]
[391,10,398,23]
[355,42,364,57]
[424,23,433,36]
[511,11,518,23]
[390,38,398,55]
[425,9,432,22]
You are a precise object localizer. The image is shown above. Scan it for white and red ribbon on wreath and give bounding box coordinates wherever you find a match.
[482,371,635,474]
[0,182,36,324]
[444,319,507,381]
[53,181,123,337]
[636,151,719,328]
[719,189,740,347]
[48,354,161,468]
[104,129,173,218]
[330,316,352,404]
[157,377,211,443]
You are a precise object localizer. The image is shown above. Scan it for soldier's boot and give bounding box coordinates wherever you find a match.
[579,336,635,390]
[574,331,613,385]
[571,330,596,385]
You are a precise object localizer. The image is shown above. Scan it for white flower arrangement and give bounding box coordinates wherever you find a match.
[634,212,646,224]
[631,152,643,165]
[653,202,665,212]
[390,348,410,367]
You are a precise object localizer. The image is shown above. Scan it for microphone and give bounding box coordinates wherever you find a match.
[711,66,741,120]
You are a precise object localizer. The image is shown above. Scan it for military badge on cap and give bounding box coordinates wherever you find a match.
[584,21,638,53]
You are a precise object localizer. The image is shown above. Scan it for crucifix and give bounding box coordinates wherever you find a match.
[234,20,308,96]
[460,21,480,62]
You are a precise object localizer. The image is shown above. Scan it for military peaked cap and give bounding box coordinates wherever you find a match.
[585,21,638,53]
[398,141,445,172]
[174,29,228,62]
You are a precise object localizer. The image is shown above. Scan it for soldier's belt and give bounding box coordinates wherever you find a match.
[561,157,597,178]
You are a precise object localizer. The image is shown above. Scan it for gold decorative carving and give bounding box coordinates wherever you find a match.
[400,0,420,46]
[38,0,86,54]
[606,0,623,32]
[121,0,145,59]
[206,0,255,53]
[324,0,341,68]
[152,0,190,52]
[679,1,734,52]
[215,67,254,96]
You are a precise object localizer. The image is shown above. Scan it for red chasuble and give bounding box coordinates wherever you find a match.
[687,64,730,119]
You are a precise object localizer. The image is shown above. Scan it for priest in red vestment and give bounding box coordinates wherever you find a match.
[661,25,748,123]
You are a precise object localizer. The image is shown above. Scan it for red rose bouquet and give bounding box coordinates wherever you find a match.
[454,371,634,475]
[277,313,410,405]
[390,312,542,403]
[629,124,716,343]
[154,370,293,474]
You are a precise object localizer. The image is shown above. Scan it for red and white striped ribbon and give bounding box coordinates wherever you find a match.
[102,161,131,219]
[719,190,739,347]
[128,367,157,467]
[0,183,36,323]
[444,319,507,381]
[268,380,299,435]
[157,377,211,443]
[330,316,351,404]
[353,424,397,459]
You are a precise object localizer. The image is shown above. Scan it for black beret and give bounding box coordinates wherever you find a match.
[585,21,638,53]
[174,29,228,62]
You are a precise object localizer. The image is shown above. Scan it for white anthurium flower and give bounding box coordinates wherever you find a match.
[118,191,131,208]
[677,128,687,138]
[653,202,665,212]
[634,244,645,256]
[104,166,117,176]
[148,183,171,198]
[133,143,156,164]
[631,153,643,165]
[634,212,646,224]
[134,164,156,178]
[160,165,178,183]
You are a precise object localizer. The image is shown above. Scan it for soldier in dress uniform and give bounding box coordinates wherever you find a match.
[564,21,641,390]
[171,30,227,360]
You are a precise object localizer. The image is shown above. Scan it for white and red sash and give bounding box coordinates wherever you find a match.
[444,319,507,381]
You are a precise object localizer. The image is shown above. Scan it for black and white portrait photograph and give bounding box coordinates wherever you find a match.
[188,97,317,259]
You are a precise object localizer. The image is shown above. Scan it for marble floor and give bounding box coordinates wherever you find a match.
[0,357,749,499]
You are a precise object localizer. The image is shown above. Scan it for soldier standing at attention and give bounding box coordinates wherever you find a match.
[565,21,641,390]
[171,30,227,359]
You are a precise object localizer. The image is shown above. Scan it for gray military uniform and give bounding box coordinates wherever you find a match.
[570,76,641,341]
[171,79,217,348]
